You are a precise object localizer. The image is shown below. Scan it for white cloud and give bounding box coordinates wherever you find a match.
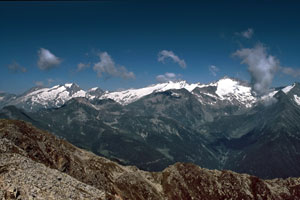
[77,62,90,72]
[237,28,254,39]
[209,65,219,76]
[93,52,135,80]
[263,95,278,106]
[8,61,27,73]
[158,50,187,68]
[156,72,179,83]
[34,78,56,87]
[47,78,55,85]
[35,81,44,87]
[233,44,279,96]
[37,48,62,70]
[280,67,300,77]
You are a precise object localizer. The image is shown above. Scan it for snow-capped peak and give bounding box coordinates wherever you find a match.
[214,78,251,98]
[191,77,257,108]
[100,80,204,105]
[260,83,296,102]
[14,83,86,110]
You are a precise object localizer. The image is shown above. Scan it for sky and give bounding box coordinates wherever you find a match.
[0,0,300,94]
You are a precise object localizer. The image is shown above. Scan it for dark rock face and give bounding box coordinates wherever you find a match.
[1,119,300,200]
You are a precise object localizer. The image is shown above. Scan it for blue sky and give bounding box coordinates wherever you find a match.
[0,0,300,94]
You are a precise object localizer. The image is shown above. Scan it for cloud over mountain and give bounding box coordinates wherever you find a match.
[156,72,179,82]
[233,44,278,96]
[77,62,90,72]
[209,65,219,76]
[280,66,300,77]
[158,50,187,68]
[37,48,62,70]
[34,81,44,87]
[34,78,55,87]
[93,52,135,80]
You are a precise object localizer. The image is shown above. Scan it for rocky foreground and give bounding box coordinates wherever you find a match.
[1,119,300,200]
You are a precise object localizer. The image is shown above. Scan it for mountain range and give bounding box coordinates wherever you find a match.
[1,77,300,179]
[0,77,259,111]
[1,119,300,199]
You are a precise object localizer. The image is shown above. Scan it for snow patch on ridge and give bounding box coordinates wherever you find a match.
[64,83,73,88]
[261,90,278,101]
[73,90,86,98]
[282,84,295,94]
[89,87,98,92]
[294,95,300,105]
[101,81,203,105]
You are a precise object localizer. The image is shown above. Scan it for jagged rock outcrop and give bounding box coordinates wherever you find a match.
[1,119,300,200]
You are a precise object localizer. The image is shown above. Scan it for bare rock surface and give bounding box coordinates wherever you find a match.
[0,153,106,200]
